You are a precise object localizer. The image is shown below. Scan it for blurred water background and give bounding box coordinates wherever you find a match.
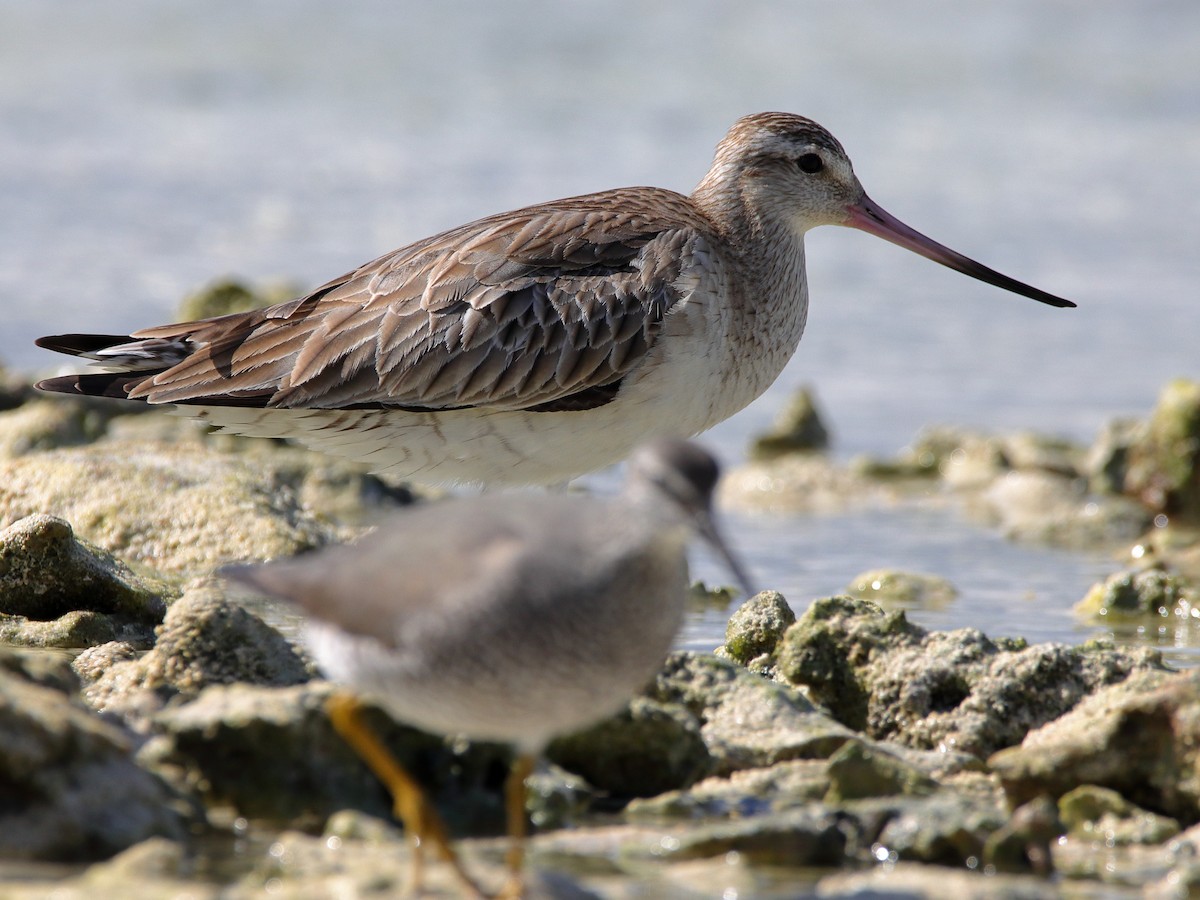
[2,1,1196,659]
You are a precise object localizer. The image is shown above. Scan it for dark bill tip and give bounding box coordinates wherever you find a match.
[845,196,1077,309]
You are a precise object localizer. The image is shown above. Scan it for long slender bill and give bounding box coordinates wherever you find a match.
[693,511,758,598]
[845,194,1076,308]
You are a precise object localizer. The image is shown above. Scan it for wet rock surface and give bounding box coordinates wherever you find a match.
[76,581,312,722]
[0,442,345,576]
[0,368,1198,894]
[0,514,170,648]
[0,653,189,862]
[772,594,1165,757]
[728,381,1200,558]
[0,578,1195,896]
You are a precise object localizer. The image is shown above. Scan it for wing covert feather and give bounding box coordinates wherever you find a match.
[125,189,714,412]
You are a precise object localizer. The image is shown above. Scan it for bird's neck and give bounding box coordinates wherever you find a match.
[689,174,811,412]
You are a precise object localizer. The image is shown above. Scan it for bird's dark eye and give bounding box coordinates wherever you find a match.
[796,153,824,174]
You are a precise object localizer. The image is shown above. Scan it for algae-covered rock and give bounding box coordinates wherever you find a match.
[1075,566,1198,620]
[662,806,850,867]
[981,796,1061,875]
[873,790,1008,867]
[775,595,924,732]
[0,441,341,575]
[147,681,508,828]
[650,651,853,775]
[0,610,143,650]
[0,399,111,457]
[627,758,831,820]
[77,581,311,721]
[776,595,1164,758]
[147,682,390,823]
[721,590,796,667]
[989,668,1199,822]
[748,385,830,459]
[718,453,889,514]
[854,425,1010,485]
[0,515,170,648]
[1058,785,1180,845]
[0,514,169,622]
[1123,378,1200,519]
[0,646,80,695]
[70,838,218,900]
[979,469,1151,548]
[549,651,853,797]
[0,664,188,861]
[547,695,711,798]
[823,739,937,802]
[845,569,958,609]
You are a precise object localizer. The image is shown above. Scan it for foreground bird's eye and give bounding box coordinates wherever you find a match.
[796,153,824,174]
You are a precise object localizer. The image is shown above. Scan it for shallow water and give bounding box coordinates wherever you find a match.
[2,2,1197,659]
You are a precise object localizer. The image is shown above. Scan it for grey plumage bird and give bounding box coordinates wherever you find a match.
[37,112,1073,486]
[224,438,752,897]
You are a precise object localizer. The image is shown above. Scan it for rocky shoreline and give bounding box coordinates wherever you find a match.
[1,289,1199,897]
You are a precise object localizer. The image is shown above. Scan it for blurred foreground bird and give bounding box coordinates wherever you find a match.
[37,112,1073,486]
[223,438,753,897]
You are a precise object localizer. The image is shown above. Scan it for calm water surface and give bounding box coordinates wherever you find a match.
[2,1,1197,660]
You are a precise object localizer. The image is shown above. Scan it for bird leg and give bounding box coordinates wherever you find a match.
[495,752,537,900]
[325,691,486,899]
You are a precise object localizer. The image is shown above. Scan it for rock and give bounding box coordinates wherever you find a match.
[0,665,188,861]
[720,590,796,668]
[176,278,293,321]
[776,595,1165,757]
[855,425,1009,486]
[0,362,33,411]
[1125,523,1200,586]
[749,385,830,459]
[525,762,596,831]
[662,806,850,867]
[1123,378,1200,519]
[719,452,890,514]
[1085,416,1143,496]
[147,681,510,830]
[687,580,740,611]
[0,646,80,695]
[0,513,168,618]
[1075,566,1198,620]
[0,609,142,650]
[775,595,924,733]
[0,442,341,575]
[815,861,1061,898]
[626,759,831,820]
[990,668,1200,823]
[0,398,110,457]
[873,790,1008,866]
[550,651,853,797]
[0,515,169,648]
[76,838,216,900]
[1000,432,1085,477]
[1058,785,1180,845]
[978,469,1151,548]
[650,651,854,776]
[981,796,1061,875]
[823,739,938,802]
[845,569,958,609]
[77,581,311,721]
[547,694,711,798]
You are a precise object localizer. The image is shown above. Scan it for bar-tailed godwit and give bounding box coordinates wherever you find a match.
[37,112,1074,485]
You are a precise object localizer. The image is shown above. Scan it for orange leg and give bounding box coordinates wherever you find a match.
[326,691,486,898]
[495,752,537,900]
